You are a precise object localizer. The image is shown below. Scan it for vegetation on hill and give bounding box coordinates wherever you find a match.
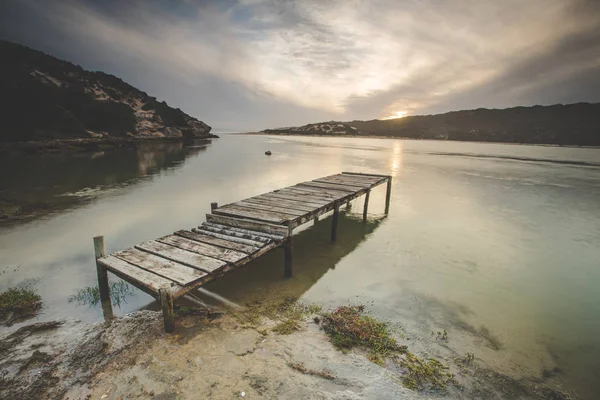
[0,40,212,143]
[263,103,600,146]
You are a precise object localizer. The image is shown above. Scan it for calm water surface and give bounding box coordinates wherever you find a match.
[1,135,599,398]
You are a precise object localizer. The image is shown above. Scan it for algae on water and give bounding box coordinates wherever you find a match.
[68,281,135,308]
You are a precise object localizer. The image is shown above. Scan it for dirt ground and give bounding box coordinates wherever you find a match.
[0,308,575,400]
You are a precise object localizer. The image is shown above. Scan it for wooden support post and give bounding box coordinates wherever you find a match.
[346,200,351,210]
[385,178,392,214]
[210,202,218,212]
[363,190,370,223]
[159,284,175,333]
[331,201,340,242]
[93,236,113,320]
[283,236,293,278]
[314,215,319,223]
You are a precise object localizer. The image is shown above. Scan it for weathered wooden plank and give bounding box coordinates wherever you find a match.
[205,214,289,237]
[213,205,291,224]
[298,181,359,193]
[245,196,318,212]
[315,175,381,187]
[326,173,383,183]
[191,228,267,248]
[278,187,343,200]
[113,248,208,286]
[156,235,248,264]
[203,221,285,241]
[200,223,273,243]
[342,171,390,179]
[261,192,328,207]
[316,175,376,185]
[234,201,307,217]
[271,188,336,203]
[286,186,351,200]
[312,178,369,190]
[135,240,227,274]
[314,174,379,185]
[98,255,179,296]
[289,184,352,197]
[170,241,282,299]
[219,204,300,220]
[175,230,259,254]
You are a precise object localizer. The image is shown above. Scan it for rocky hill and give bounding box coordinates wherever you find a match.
[0,40,213,143]
[264,122,361,136]
[263,103,600,146]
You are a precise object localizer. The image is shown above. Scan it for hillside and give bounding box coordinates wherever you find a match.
[263,103,600,146]
[0,40,213,143]
[264,122,361,136]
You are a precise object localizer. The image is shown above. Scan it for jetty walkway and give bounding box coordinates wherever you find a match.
[93,172,391,331]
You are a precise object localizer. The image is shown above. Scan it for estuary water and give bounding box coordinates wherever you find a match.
[1,135,599,398]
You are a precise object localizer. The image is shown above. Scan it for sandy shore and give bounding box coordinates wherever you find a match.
[0,304,575,400]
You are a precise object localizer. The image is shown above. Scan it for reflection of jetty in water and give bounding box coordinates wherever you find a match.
[193,212,383,307]
[0,139,212,225]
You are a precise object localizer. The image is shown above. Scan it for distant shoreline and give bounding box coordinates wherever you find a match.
[232,131,600,149]
[0,135,218,155]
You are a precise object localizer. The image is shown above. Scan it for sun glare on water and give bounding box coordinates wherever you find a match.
[384,111,407,120]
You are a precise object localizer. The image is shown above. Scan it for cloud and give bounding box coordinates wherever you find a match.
[1,0,599,130]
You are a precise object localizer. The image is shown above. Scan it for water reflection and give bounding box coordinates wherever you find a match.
[0,139,212,226]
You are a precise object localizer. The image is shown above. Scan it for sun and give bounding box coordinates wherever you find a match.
[383,110,407,120]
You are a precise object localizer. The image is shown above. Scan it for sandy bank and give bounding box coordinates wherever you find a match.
[1,306,575,400]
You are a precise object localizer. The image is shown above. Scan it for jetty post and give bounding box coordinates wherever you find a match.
[362,190,370,223]
[211,202,218,212]
[283,237,293,278]
[385,178,392,214]
[159,284,175,332]
[283,224,293,277]
[331,201,340,241]
[93,236,113,320]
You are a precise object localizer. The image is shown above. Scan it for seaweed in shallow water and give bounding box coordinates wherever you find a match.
[68,281,134,308]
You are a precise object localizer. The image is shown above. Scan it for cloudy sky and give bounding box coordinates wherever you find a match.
[1,0,599,132]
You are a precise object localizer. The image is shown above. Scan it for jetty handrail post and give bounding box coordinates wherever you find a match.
[93,235,113,320]
[210,202,218,212]
[362,190,370,223]
[159,284,175,333]
[385,177,392,214]
[331,201,340,242]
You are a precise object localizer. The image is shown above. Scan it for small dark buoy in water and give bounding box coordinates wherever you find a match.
[265,150,272,156]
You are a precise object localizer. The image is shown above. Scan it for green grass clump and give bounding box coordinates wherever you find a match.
[0,286,41,310]
[0,283,42,326]
[234,295,322,335]
[272,302,322,335]
[397,352,457,393]
[321,305,406,364]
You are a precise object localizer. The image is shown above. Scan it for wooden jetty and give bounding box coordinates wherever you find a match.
[94,172,391,332]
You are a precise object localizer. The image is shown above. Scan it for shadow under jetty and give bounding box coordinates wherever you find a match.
[193,211,383,308]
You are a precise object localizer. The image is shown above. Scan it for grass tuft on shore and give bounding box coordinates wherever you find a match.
[395,352,457,393]
[234,295,322,335]
[0,283,42,326]
[321,305,407,364]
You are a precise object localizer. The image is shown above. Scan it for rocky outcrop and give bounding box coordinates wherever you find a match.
[0,40,215,143]
[264,122,361,136]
